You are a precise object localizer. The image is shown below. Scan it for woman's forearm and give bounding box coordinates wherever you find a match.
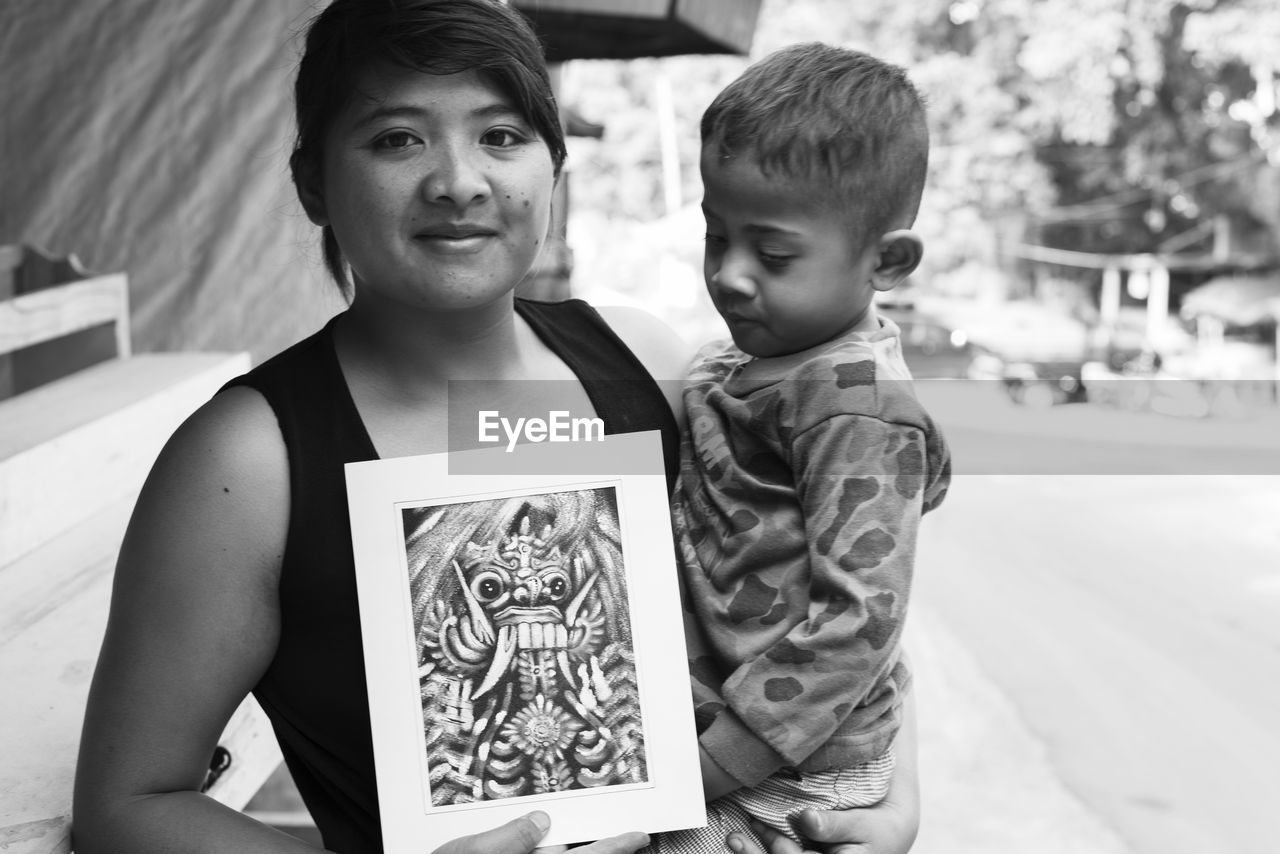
[73,790,330,854]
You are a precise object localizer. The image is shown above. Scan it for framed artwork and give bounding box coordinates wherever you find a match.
[345,431,704,849]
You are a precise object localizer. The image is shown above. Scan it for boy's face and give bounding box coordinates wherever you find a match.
[700,149,882,359]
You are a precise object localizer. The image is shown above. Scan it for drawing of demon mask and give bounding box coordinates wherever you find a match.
[411,492,646,803]
[445,515,600,698]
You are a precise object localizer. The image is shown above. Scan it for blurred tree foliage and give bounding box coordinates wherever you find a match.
[559,0,1279,295]
[1021,0,1280,260]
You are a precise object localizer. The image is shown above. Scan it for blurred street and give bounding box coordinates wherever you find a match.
[907,384,1280,854]
[917,380,1280,475]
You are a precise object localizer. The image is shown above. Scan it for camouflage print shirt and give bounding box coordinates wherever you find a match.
[671,318,951,787]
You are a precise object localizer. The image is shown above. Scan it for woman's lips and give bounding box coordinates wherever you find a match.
[414,225,498,253]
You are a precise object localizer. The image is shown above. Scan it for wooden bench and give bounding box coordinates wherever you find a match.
[0,246,281,853]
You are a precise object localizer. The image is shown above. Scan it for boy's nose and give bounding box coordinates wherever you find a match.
[709,266,757,298]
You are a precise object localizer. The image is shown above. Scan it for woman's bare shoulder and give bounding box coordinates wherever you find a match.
[594,304,696,431]
[116,384,290,593]
[159,384,287,482]
[594,304,695,384]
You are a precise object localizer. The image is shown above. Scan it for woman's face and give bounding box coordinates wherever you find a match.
[314,66,555,313]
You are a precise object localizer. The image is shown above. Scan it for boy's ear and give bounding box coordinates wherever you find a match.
[869,230,924,292]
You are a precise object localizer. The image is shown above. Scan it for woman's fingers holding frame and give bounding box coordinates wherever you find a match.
[726,812,900,854]
[536,833,651,854]
[436,810,649,854]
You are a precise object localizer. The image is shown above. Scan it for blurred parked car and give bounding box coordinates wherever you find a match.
[1000,358,1086,407]
[966,347,1088,407]
[879,305,976,378]
[954,301,1093,407]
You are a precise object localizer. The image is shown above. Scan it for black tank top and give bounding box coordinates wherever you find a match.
[222,299,679,853]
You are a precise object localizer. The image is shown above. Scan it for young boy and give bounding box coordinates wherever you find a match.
[662,44,952,850]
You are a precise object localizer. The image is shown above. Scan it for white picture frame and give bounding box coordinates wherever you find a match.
[345,431,705,850]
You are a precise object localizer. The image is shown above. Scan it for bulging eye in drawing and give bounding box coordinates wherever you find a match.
[403,487,647,805]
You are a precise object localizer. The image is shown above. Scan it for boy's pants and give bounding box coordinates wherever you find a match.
[644,748,895,854]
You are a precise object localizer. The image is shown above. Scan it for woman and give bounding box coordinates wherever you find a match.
[72,2,920,852]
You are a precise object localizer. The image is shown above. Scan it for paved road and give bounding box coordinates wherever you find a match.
[908,386,1280,854]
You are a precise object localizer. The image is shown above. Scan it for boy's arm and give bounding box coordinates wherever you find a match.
[678,534,785,795]
[676,504,793,792]
[703,413,927,775]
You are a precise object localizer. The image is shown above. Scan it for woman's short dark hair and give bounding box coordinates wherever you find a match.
[290,0,566,289]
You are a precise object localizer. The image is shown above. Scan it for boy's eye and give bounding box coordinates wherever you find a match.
[481,127,527,148]
[374,131,420,150]
[759,251,793,268]
[704,234,728,250]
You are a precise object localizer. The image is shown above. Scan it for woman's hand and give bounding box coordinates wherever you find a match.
[433,811,649,854]
[727,792,919,854]
[726,695,921,854]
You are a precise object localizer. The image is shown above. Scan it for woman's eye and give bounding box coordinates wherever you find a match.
[482,128,526,148]
[374,131,419,151]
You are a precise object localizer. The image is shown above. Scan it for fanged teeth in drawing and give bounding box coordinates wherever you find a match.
[516,622,568,650]
[470,621,569,699]
[472,625,518,699]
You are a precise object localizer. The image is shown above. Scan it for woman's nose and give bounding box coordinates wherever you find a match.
[424,143,489,207]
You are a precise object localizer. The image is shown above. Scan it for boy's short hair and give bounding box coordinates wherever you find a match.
[701,43,929,240]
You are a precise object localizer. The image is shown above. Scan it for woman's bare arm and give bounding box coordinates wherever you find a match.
[72,387,314,853]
